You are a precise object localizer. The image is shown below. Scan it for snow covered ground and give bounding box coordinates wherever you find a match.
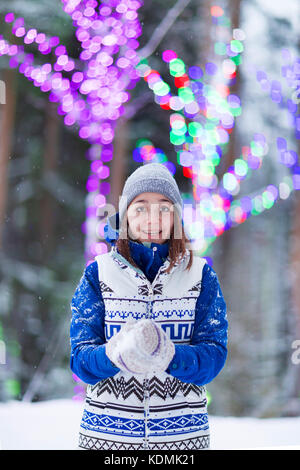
[0,399,299,450]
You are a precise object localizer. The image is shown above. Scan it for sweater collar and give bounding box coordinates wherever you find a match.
[104,212,170,280]
[128,238,169,266]
[127,239,169,283]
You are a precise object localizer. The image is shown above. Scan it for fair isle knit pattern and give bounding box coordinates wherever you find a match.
[101,246,206,342]
[78,248,210,450]
[78,434,210,451]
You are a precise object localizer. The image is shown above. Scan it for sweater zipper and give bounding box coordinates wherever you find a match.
[143,375,150,449]
[142,246,157,448]
[143,270,154,448]
[131,246,171,448]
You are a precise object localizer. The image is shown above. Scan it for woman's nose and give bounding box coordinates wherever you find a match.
[145,207,161,224]
[147,204,161,217]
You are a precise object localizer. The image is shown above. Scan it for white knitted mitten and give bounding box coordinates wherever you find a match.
[105,319,175,375]
[134,319,175,373]
[105,319,136,368]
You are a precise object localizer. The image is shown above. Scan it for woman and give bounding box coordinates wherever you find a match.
[70,162,228,450]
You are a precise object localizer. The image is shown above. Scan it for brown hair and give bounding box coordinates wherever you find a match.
[115,209,193,274]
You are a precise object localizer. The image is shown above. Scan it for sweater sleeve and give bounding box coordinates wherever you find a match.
[166,262,228,386]
[69,261,120,385]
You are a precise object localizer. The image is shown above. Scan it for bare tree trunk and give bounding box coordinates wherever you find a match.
[218,0,242,178]
[199,0,214,62]
[40,101,59,259]
[0,69,17,249]
[279,35,300,414]
[108,117,128,212]
[289,36,300,404]
[289,167,300,401]
[218,0,242,264]
[138,0,192,59]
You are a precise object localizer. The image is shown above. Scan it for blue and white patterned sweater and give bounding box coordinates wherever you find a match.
[70,237,228,388]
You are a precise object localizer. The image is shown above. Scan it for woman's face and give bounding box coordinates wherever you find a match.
[126,192,174,244]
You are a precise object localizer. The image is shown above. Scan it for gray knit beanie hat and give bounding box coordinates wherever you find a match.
[119,163,183,224]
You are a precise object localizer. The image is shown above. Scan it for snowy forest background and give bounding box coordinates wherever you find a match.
[0,0,299,426]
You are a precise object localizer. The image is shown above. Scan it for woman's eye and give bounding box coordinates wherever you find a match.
[135,205,171,213]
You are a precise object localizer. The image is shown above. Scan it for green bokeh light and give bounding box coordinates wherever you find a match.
[169,58,186,77]
[214,42,227,55]
[5,379,21,398]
